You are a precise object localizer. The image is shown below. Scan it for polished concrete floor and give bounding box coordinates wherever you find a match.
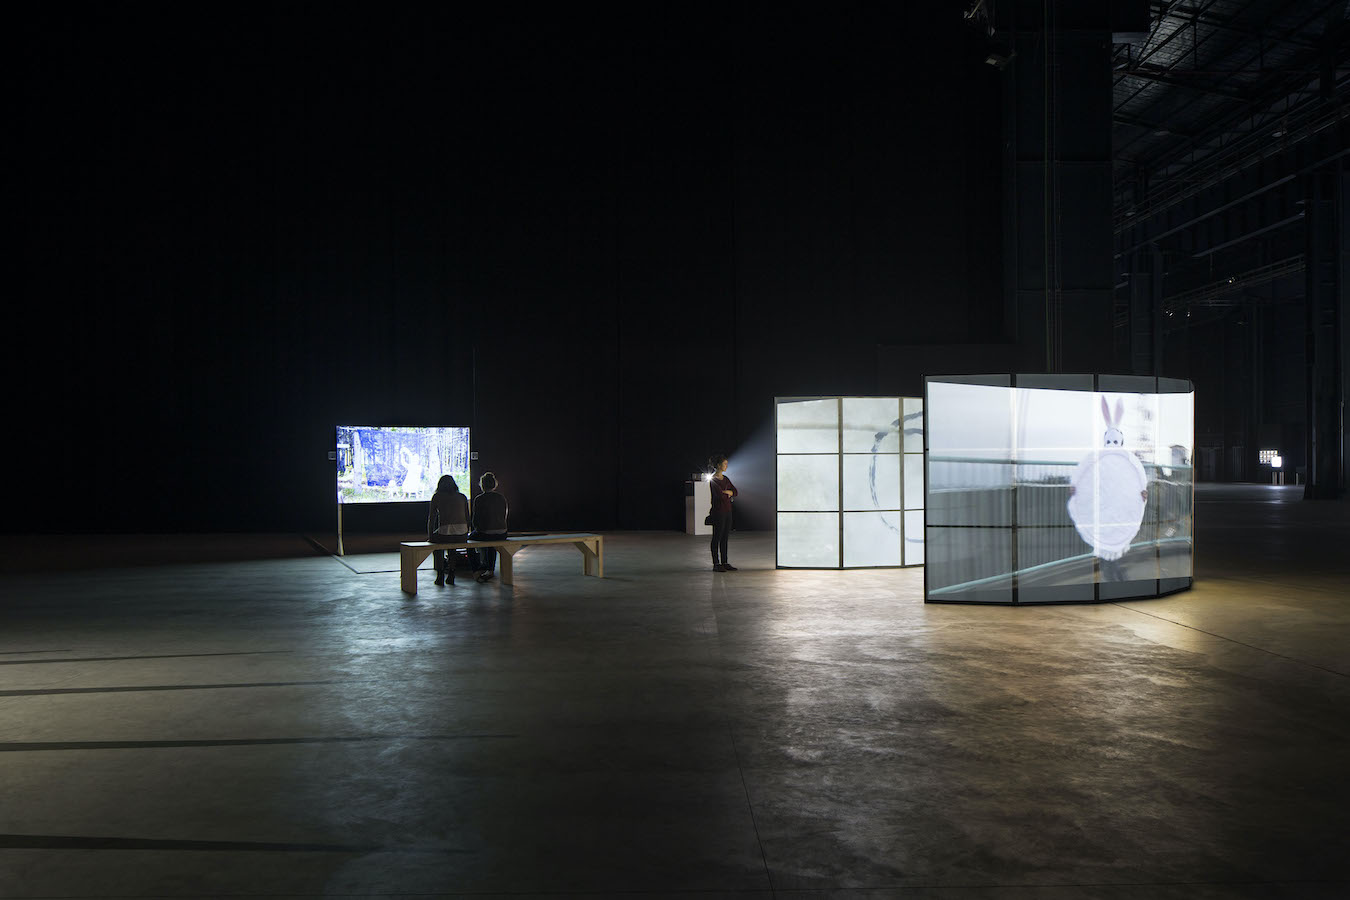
[1,485,1347,899]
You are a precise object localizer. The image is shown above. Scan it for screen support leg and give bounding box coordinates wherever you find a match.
[337,504,345,557]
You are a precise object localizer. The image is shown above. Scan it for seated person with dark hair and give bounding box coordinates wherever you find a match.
[427,475,471,586]
[471,472,509,583]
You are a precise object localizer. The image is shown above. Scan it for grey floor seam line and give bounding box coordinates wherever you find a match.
[0,834,387,853]
[1111,601,1350,678]
[0,893,778,899]
[0,680,355,697]
[0,651,294,666]
[0,892,775,899]
[0,735,520,752]
[0,649,75,655]
[1,734,515,750]
[76,896,617,900]
[728,729,776,897]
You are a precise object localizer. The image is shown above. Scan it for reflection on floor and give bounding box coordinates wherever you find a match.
[0,484,1347,897]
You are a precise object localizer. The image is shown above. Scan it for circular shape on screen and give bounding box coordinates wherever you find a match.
[1067,450,1148,560]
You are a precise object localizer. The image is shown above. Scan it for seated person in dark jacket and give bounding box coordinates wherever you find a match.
[427,475,471,586]
[470,472,509,583]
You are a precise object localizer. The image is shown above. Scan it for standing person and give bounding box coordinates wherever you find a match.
[427,475,471,586]
[471,471,509,583]
[709,454,738,572]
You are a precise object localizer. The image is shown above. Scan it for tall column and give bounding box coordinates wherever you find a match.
[1303,156,1347,498]
[997,1,1114,374]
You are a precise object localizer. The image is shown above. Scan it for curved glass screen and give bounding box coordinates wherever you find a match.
[924,375,1194,603]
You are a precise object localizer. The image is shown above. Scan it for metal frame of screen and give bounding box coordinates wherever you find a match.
[775,396,925,569]
[922,375,1195,605]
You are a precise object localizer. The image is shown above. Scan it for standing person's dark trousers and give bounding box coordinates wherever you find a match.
[711,510,732,569]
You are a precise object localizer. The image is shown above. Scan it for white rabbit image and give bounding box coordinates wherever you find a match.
[1066,396,1150,579]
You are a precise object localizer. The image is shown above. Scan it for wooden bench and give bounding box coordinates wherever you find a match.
[399,533,604,595]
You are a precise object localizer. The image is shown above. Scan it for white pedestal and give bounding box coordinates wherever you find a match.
[685,480,713,535]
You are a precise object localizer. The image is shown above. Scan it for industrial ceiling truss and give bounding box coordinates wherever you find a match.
[1112,0,1348,333]
[1114,0,1348,216]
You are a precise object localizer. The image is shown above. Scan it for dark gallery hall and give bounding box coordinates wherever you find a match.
[8,2,1349,898]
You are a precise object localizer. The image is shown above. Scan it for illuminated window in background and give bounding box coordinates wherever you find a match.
[1259,449,1280,465]
[775,397,924,568]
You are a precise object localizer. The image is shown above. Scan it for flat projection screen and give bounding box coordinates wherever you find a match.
[924,376,1194,604]
[336,426,471,504]
[776,396,925,568]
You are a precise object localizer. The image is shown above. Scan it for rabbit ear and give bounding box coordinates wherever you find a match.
[1114,398,1125,426]
[1101,396,1112,424]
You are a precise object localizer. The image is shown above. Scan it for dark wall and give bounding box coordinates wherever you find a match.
[15,4,1003,534]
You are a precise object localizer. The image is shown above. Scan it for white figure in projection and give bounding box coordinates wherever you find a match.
[400,445,424,498]
[1067,397,1149,576]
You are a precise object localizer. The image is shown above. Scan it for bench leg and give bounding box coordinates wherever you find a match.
[574,539,604,578]
[498,546,516,586]
[401,546,434,595]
